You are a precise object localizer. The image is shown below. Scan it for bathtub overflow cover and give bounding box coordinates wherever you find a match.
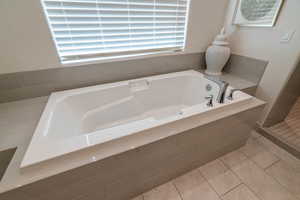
[205,84,212,91]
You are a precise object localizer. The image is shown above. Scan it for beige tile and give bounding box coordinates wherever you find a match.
[250,150,279,169]
[220,150,248,169]
[143,182,181,200]
[173,169,220,200]
[266,161,300,199]
[198,159,241,195]
[222,184,259,200]
[231,159,297,200]
[240,138,265,156]
[0,190,37,200]
[250,131,261,139]
[257,136,300,171]
[240,138,279,169]
[131,195,144,200]
[0,53,203,103]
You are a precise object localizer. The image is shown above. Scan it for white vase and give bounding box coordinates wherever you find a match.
[205,45,231,76]
[205,28,231,76]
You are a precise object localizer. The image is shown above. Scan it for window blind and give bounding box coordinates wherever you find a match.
[41,0,190,63]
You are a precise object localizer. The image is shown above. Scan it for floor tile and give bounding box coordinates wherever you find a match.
[240,138,266,157]
[267,98,300,152]
[231,159,297,200]
[0,190,38,200]
[220,150,248,169]
[266,161,300,199]
[143,182,181,200]
[250,150,279,169]
[222,184,259,200]
[250,131,261,139]
[140,136,300,200]
[198,159,241,195]
[257,136,300,171]
[173,169,220,200]
[240,138,279,169]
[131,195,143,200]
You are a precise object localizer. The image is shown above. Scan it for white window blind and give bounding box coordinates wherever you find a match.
[41,0,190,64]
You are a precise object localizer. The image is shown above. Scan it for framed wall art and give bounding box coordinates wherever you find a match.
[233,0,284,27]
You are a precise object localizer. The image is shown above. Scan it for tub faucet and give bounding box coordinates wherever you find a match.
[204,75,229,104]
[227,89,240,100]
[205,95,214,107]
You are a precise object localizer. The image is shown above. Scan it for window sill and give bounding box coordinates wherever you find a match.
[61,50,186,68]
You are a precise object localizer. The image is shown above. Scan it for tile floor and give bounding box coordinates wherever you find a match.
[131,131,300,200]
[268,98,300,151]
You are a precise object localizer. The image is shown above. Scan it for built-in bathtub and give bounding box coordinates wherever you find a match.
[21,70,257,168]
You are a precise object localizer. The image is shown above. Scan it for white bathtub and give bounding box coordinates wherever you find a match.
[21,70,253,168]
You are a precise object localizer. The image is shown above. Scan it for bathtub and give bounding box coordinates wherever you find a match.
[21,70,254,168]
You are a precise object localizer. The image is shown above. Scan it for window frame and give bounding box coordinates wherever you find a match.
[40,0,191,66]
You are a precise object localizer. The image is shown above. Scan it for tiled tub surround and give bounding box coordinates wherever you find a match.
[223,54,268,85]
[0,94,264,199]
[131,132,300,200]
[0,53,268,103]
[0,53,204,103]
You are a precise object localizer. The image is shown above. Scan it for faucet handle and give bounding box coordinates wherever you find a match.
[227,89,240,100]
[205,95,214,107]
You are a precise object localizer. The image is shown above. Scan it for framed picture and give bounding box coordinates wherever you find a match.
[233,0,284,27]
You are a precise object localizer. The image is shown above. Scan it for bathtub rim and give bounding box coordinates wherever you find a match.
[21,70,255,168]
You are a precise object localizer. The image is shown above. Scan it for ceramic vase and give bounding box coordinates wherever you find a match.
[205,28,231,76]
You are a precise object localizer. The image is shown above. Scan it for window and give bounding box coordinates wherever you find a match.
[41,0,190,64]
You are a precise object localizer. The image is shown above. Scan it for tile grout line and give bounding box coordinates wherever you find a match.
[238,143,280,171]
[253,136,300,199]
[253,136,280,156]
[195,166,223,200]
[239,147,299,200]
[140,136,298,200]
[217,156,261,199]
[218,156,245,185]
[238,144,281,174]
[260,135,300,162]
[264,163,300,200]
[219,147,270,200]
[172,181,184,200]
[264,159,281,172]
[221,182,243,196]
[219,157,264,200]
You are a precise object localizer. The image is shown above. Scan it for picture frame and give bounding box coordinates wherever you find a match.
[232,0,284,27]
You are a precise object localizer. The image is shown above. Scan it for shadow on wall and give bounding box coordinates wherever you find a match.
[263,57,300,127]
[0,148,16,181]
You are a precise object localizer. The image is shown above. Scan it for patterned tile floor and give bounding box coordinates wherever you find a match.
[131,131,300,200]
[268,98,300,151]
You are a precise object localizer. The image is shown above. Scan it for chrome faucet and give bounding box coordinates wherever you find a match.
[204,75,229,104]
[205,95,214,107]
[227,89,240,100]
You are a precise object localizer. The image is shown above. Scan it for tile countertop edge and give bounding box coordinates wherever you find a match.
[0,71,259,193]
[197,69,258,91]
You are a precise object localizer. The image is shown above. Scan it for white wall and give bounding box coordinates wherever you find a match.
[224,0,300,123]
[0,0,229,74]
